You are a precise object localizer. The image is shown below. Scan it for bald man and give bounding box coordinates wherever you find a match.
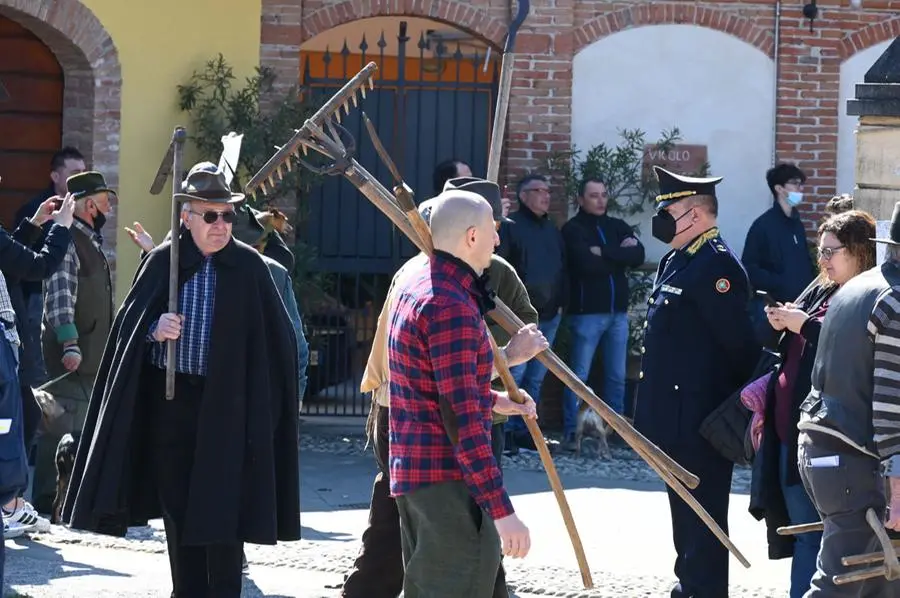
[387,191,536,596]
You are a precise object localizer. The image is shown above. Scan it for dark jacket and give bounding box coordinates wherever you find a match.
[62,230,300,545]
[14,185,56,297]
[497,203,567,320]
[562,210,645,314]
[749,280,835,560]
[634,228,760,451]
[0,220,71,336]
[742,205,815,303]
[487,253,538,425]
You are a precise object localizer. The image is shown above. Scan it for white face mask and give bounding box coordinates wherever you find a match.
[786,191,803,207]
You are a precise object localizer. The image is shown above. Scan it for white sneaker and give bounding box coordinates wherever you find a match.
[2,517,24,540]
[3,500,50,535]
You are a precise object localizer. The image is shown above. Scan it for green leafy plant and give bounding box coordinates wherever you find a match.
[176,53,329,304]
[176,54,317,199]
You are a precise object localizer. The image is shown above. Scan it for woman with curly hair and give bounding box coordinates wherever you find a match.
[749,209,876,598]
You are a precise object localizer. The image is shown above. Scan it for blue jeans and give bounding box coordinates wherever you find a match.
[562,312,628,435]
[782,443,821,598]
[506,312,562,435]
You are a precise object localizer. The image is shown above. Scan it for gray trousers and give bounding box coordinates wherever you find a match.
[799,432,900,597]
[396,480,501,598]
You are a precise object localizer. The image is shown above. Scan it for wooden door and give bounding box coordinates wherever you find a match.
[0,15,63,228]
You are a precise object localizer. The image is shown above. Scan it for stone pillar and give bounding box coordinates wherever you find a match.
[847,37,900,221]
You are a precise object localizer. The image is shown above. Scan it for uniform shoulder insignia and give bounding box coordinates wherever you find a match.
[715,278,731,294]
[710,238,728,254]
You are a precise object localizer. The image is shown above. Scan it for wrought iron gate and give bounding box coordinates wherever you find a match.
[298,21,499,416]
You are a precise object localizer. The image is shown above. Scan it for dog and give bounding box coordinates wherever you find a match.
[51,431,80,524]
[573,402,612,460]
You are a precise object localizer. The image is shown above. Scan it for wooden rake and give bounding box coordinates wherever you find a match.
[244,61,751,573]
[360,110,592,587]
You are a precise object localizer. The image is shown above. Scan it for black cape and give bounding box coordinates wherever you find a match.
[62,230,300,545]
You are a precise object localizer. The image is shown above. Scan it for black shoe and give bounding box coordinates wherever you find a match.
[560,433,578,453]
[512,431,537,451]
[503,431,519,456]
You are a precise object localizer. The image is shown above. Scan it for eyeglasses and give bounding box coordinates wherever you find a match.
[191,209,236,224]
[522,187,550,195]
[818,245,845,260]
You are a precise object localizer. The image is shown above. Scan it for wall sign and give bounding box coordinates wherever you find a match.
[643,144,709,176]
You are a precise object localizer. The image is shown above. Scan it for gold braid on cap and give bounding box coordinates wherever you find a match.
[655,190,697,203]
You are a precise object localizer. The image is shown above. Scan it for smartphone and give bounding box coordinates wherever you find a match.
[756,290,780,308]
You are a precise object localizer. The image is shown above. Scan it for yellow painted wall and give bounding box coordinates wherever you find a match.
[80,0,262,301]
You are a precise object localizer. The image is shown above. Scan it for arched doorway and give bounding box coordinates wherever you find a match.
[0,14,63,227]
[297,17,499,415]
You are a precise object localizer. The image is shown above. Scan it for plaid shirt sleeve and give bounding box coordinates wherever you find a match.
[43,243,79,343]
[426,301,514,520]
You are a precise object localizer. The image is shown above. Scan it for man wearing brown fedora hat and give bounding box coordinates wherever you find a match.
[63,163,301,597]
[32,170,116,516]
[125,196,309,412]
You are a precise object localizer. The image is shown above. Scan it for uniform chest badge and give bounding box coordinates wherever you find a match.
[715,278,731,294]
[660,284,682,295]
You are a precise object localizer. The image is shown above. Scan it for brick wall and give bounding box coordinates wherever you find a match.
[0,0,122,285]
[261,0,900,232]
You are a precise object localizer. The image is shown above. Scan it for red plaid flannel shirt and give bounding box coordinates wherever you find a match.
[387,251,514,520]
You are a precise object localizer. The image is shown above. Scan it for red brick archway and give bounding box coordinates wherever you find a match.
[0,0,121,264]
[838,17,900,61]
[573,3,774,55]
[260,0,506,99]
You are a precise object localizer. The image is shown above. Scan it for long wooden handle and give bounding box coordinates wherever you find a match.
[348,160,697,487]
[777,521,824,536]
[842,541,900,567]
[166,126,187,400]
[341,160,755,565]
[834,565,888,585]
[486,54,515,183]
[486,303,700,490]
[346,163,589,582]
[487,333,593,588]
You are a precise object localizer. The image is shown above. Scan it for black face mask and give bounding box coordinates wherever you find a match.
[651,207,694,244]
[92,210,107,232]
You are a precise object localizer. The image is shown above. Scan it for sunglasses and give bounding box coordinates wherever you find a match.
[191,209,237,224]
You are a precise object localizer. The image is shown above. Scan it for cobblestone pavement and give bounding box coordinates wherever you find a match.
[5,430,790,597]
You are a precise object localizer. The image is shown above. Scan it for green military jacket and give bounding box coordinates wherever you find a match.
[487,254,538,425]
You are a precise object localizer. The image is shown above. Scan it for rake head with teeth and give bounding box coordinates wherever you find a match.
[245,61,378,197]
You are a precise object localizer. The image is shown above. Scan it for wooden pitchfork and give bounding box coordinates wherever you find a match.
[244,61,751,572]
[149,126,187,400]
[360,111,593,587]
[833,509,900,586]
[779,509,900,586]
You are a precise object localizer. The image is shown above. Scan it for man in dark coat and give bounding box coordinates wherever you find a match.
[635,166,759,598]
[62,164,300,597]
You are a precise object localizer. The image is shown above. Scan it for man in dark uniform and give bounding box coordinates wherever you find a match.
[634,166,759,598]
